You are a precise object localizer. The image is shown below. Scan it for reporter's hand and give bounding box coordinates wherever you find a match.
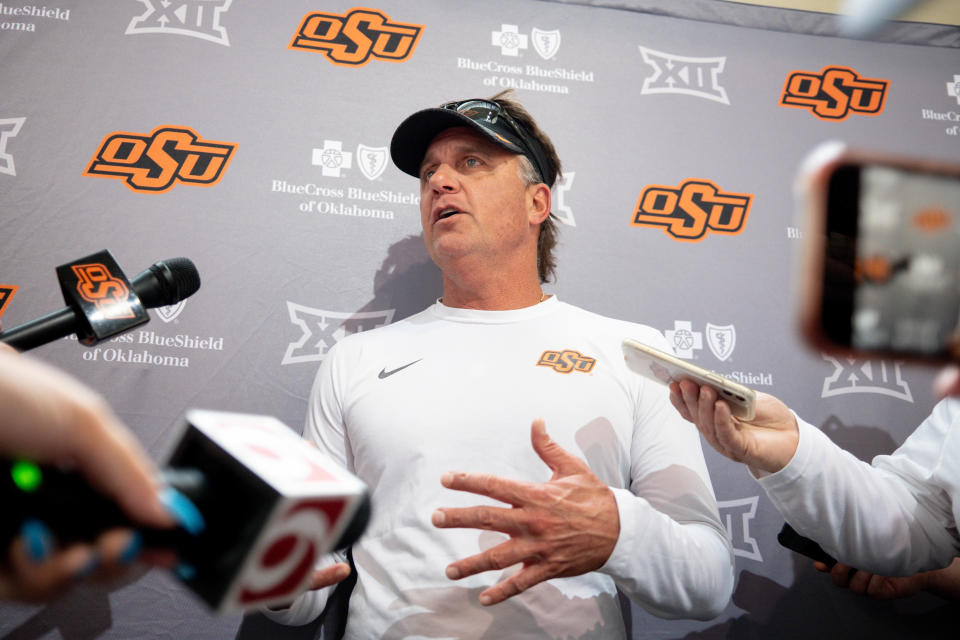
[0,347,177,601]
[669,379,799,475]
[815,561,928,600]
[815,558,960,602]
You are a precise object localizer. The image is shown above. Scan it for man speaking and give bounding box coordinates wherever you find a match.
[267,92,734,637]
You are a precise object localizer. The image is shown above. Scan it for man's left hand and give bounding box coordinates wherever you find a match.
[431,418,619,606]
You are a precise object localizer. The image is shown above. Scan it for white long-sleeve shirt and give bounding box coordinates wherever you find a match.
[759,398,960,576]
[268,298,734,637]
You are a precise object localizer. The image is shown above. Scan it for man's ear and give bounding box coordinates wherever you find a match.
[527,183,551,225]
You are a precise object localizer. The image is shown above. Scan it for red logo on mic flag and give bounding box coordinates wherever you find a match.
[238,498,347,604]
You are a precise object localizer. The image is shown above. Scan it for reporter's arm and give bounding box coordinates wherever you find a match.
[759,401,960,576]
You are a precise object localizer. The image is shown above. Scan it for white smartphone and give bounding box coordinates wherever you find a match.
[622,338,757,421]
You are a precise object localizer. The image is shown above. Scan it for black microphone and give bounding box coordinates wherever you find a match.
[0,254,201,351]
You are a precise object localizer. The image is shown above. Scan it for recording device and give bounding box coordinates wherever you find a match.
[776,523,837,568]
[0,250,201,351]
[797,144,960,363]
[2,410,371,614]
[622,338,757,420]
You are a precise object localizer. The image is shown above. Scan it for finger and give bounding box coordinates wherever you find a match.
[309,562,351,590]
[440,471,533,507]
[445,539,530,581]
[530,419,587,477]
[864,573,889,599]
[92,528,143,570]
[847,569,873,595]
[711,400,745,459]
[677,379,702,419]
[934,365,960,398]
[478,563,554,606]
[70,406,174,529]
[829,562,854,587]
[813,561,829,573]
[432,505,521,534]
[2,536,96,602]
[668,383,692,422]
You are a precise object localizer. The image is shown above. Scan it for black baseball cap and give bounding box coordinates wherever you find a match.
[389,99,554,185]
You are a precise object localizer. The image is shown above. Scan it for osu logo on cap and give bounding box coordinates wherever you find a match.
[632,179,752,242]
[780,66,889,121]
[72,263,135,319]
[537,349,596,374]
[84,126,237,193]
[289,7,423,67]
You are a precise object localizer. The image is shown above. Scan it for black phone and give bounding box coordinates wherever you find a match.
[776,523,837,568]
[798,145,960,363]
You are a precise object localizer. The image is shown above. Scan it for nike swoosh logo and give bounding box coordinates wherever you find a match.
[378,359,422,379]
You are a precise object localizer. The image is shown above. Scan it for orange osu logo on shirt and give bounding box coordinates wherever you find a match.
[84,126,237,193]
[780,66,889,121]
[631,179,752,242]
[537,349,597,374]
[289,7,423,67]
[72,263,135,319]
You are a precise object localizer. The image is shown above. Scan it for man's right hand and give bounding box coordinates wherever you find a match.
[308,562,351,591]
[669,379,799,475]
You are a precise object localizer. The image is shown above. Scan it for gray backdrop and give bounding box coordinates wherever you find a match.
[1,0,958,638]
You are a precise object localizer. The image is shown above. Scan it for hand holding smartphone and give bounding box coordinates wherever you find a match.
[622,339,757,420]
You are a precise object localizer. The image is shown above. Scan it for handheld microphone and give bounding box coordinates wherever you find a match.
[0,250,201,351]
[2,410,370,614]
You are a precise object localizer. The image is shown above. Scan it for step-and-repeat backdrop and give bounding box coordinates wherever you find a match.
[1,1,957,638]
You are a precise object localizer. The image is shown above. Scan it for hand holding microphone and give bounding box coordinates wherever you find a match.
[2,404,370,612]
[0,346,182,601]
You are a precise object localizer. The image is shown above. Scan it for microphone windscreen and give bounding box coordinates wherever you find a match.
[134,258,201,308]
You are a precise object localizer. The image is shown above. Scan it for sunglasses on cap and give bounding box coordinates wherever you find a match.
[439,99,551,185]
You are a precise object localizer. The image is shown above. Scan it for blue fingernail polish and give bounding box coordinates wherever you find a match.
[175,561,197,581]
[21,519,53,563]
[119,531,143,565]
[75,553,101,580]
[159,487,205,535]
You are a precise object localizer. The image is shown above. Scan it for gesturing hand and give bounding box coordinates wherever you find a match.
[669,379,799,475]
[431,419,619,606]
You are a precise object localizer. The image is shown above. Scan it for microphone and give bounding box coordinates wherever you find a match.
[0,251,201,351]
[2,410,371,614]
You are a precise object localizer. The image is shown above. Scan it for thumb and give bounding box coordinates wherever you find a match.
[530,419,584,477]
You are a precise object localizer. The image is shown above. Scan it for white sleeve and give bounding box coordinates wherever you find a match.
[598,331,735,620]
[758,399,960,576]
[263,344,351,626]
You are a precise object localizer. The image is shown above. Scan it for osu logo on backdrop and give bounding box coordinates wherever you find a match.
[289,7,423,67]
[84,126,237,193]
[72,263,135,319]
[632,179,752,241]
[537,349,596,374]
[780,66,889,121]
[0,285,17,319]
